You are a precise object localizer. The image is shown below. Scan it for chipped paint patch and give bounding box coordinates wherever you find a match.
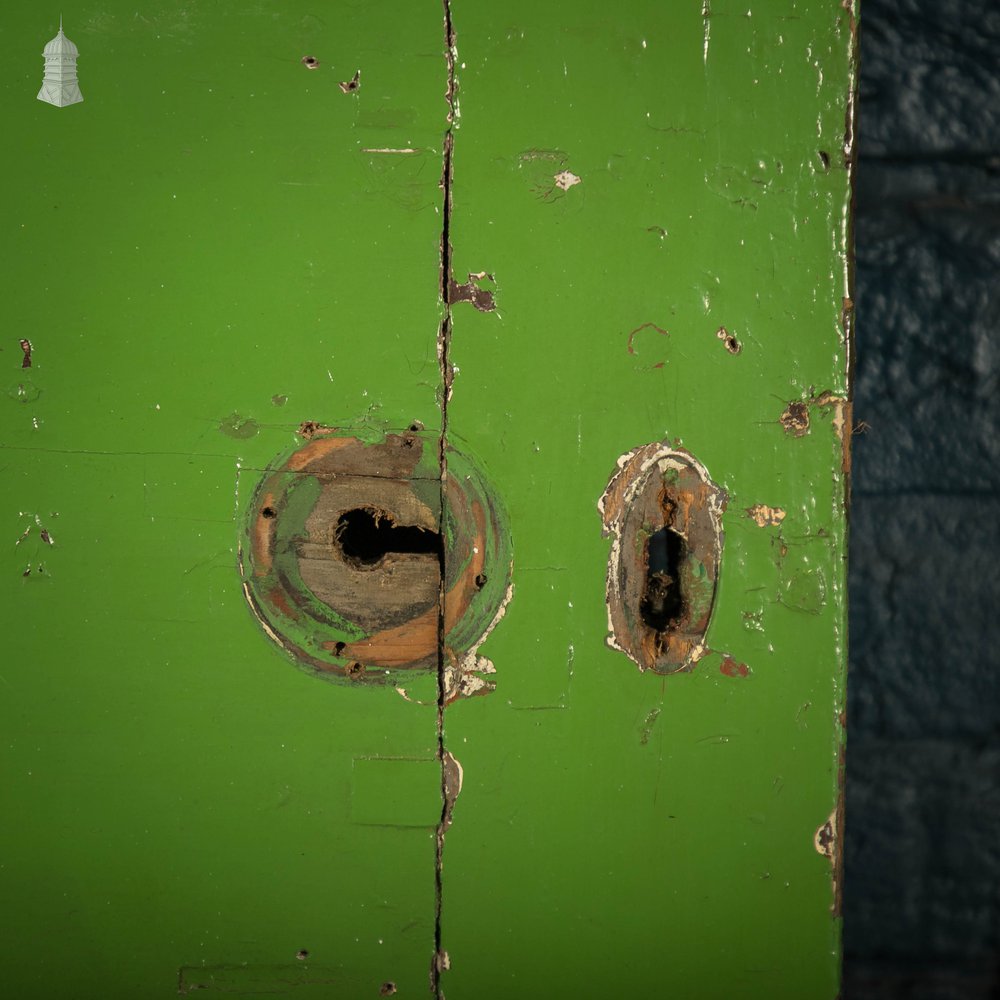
[719,656,750,678]
[513,150,583,202]
[394,686,436,706]
[814,811,837,863]
[445,579,513,703]
[449,271,496,312]
[745,503,786,528]
[440,751,463,831]
[780,400,810,436]
[815,390,852,476]
[297,420,338,438]
[554,170,581,191]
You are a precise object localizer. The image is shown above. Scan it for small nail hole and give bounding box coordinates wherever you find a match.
[408,421,424,432]
[380,983,397,997]
[296,950,310,961]
[262,506,276,519]
[474,573,488,589]
[347,661,364,678]
[301,56,319,69]
[334,641,346,655]
[818,150,830,169]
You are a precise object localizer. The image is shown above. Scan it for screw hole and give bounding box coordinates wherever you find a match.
[339,69,361,93]
[715,326,742,355]
[408,421,424,432]
[474,573,488,589]
[262,506,276,519]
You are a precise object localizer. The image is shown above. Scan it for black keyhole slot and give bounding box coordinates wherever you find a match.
[335,507,442,568]
[640,517,687,634]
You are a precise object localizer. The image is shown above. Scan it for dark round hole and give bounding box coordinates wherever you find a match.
[474,573,488,589]
[262,506,276,519]
[380,983,397,997]
[302,56,319,68]
[334,641,346,656]
[347,661,364,678]
[408,421,424,432]
[640,525,686,633]
[336,508,441,565]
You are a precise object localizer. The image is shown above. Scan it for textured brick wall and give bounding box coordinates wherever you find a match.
[844,2,1000,997]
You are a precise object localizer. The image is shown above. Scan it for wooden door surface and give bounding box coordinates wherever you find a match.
[1,3,856,997]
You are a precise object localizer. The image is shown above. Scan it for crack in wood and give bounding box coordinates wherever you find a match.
[434,1,457,994]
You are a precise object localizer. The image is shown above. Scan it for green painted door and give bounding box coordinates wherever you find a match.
[1,2,856,998]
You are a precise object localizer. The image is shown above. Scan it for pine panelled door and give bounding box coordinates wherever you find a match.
[0,3,856,997]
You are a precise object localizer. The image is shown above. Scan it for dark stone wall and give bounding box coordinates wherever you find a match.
[844,1,1000,997]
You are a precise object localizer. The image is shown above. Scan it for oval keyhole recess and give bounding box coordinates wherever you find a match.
[240,428,511,683]
[600,442,725,673]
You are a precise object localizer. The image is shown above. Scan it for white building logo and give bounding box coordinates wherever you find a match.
[38,18,83,108]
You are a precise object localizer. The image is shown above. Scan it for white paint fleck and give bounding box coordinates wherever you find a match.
[702,0,711,63]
